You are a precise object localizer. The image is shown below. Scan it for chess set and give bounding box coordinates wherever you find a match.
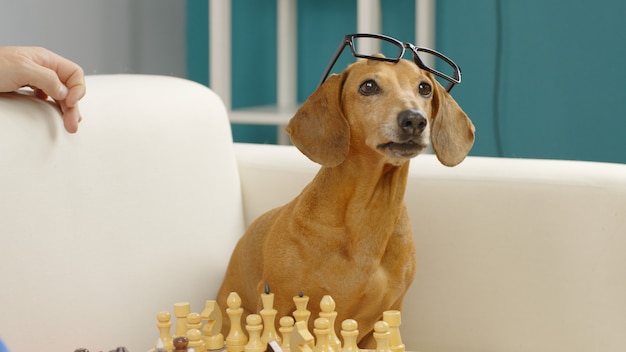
[150,287,406,352]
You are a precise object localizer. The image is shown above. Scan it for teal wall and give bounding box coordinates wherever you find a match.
[187,0,626,164]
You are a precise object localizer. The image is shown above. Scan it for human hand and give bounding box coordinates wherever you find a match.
[0,46,86,133]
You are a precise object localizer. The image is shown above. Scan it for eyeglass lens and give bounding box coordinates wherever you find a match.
[414,50,459,88]
[351,36,404,59]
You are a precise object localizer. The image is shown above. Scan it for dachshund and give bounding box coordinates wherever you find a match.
[217,57,475,347]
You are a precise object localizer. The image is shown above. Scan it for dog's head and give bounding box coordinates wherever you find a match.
[286,58,475,167]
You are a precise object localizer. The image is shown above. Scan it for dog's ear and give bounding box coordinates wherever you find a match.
[430,80,476,167]
[286,73,350,167]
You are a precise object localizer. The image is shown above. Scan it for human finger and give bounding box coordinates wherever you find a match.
[18,61,69,102]
[36,48,85,107]
[57,99,81,134]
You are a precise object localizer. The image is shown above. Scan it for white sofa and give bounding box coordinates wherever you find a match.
[1,75,625,352]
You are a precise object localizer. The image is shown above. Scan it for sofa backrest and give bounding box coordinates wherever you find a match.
[234,142,626,352]
[402,155,626,352]
[0,75,245,351]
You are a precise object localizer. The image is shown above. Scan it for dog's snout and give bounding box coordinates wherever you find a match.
[397,109,427,135]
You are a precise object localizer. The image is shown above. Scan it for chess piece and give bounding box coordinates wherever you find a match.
[226,292,248,352]
[173,336,189,352]
[292,292,311,326]
[187,328,206,352]
[174,302,192,338]
[291,320,314,352]
[187,313,203,334]
[157,311,174,351]
[245,314,266,352]
[340,319,359,352]
[319,295,340,350]
[279,316,295,352]
[201,300,224,350]
[313,318,334,352]
[382,311,404,352]
[373,321,391,352]
[261,284,281,344]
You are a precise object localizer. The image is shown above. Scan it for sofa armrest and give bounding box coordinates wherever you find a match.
[0,75,245,352]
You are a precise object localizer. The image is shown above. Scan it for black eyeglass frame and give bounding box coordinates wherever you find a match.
[318,33,462,92]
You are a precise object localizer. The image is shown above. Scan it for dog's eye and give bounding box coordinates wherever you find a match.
[418,82,432,97]
[359,80,380,96]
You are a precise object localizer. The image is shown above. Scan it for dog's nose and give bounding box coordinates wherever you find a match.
[397,109,427,135]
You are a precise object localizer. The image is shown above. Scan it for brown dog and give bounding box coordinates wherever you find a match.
[217,57,475,347]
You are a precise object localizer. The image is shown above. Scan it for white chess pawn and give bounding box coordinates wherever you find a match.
[279,316,295,352]
[340,319,359,352]
[313,317,334,352]
[245,314,266,352]
[187,313,202,332]
[373,321,391,352]
[156,311,174,351]
[187,328,206,352]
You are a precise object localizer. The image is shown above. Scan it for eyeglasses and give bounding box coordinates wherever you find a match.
[319,33,462,92]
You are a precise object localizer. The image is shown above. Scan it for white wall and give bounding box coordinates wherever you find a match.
[0,0,186,77]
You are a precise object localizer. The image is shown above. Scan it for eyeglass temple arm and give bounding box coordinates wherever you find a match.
[318,38,351,87]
